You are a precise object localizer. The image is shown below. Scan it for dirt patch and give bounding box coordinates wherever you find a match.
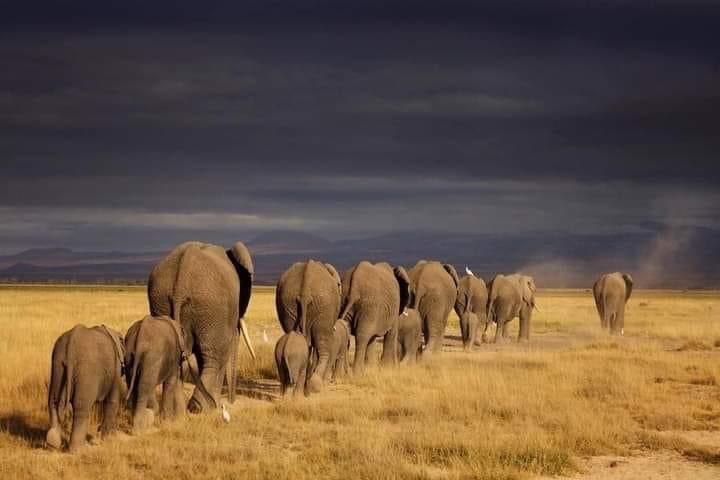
[538,451,720,479]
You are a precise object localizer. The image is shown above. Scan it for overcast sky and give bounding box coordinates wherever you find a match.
[1,1,718,254]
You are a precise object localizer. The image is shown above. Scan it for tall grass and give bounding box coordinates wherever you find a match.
[0,286,718,479]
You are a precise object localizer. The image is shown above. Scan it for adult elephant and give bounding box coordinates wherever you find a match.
[147,241,256,412]
[593,272,633,335]
[275,260,342,393]
[454,271,488,351]
[340,261,411,374]
[486,273,536,343]
[408,260,459,354]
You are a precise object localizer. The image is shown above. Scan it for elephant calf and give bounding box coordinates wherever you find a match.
[46,324,125,452]
[124,316,188,432]
[397,308,422,365]
[275,331,310,398]
[324,319,351,384]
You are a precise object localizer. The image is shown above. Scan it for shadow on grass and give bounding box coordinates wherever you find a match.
[0,412,47,448]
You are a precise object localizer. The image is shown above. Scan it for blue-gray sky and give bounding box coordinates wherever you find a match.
[1,1,718,259]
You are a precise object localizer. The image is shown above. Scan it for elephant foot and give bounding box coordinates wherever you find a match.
[87,434,101,446]
[46,427,62,449]
[133,409,155,432]
[187,396,204,413]
[307,374,323,394]
[518,337,530,344]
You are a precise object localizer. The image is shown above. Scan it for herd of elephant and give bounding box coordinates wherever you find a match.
[44,240,633,452]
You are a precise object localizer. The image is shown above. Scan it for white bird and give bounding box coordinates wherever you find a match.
[262,329,269,343]
[221,403,231,423]
[465,266,474,277]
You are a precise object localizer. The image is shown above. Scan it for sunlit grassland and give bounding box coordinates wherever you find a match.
[0,285,718,479]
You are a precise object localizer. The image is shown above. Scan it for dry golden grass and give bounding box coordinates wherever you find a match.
[1,285,719,479]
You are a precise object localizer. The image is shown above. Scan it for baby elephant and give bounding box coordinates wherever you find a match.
[397,308,423,365]
[324,319,351,384]
[124,316,188,432]
[46,324,125,452]
[275,331,309,398]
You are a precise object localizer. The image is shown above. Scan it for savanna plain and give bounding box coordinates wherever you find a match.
[1,285,719,480]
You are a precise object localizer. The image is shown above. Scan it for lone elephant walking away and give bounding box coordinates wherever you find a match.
[147,241,256,412]
[593,272,633,335]
[275,260,342,393]
[46,324,125,452]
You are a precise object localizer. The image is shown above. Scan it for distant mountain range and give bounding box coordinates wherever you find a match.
[1,227,718,288]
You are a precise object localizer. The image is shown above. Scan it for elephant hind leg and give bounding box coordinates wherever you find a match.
[353,335,370,375]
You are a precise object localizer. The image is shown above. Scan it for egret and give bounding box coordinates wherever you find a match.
[465,266,474,277]
[221,404,230,423]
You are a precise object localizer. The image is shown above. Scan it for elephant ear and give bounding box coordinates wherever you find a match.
[227,241,254,319]
[324,263,342,295]
[394,266,412,315]
[443,264,460,287]
[622,273,633,303]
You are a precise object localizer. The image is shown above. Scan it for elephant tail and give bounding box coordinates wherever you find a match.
[487,294,496,324]
[48,339,69,422]
[295,296,310,337]
[125,350,143,405]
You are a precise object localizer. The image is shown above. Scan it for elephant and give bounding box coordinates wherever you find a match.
[274,331,310,398]
[486,274,537,343]
[324,319,351,383]
[454,272,488,351]
[339,261,411,374]
[593,272,633,335]
[46,324,125,452]
[275,259,342,393]
[147,241,256,413]
[124,316,189,432]
[407,260,459,354]
[397,308,422,365]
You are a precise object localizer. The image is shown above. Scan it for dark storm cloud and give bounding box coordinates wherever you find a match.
[1,1,718,257]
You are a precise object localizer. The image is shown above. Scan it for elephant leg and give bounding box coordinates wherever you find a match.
[99,383,120,437]
[324,344,338,384]
[162,374,185,420]
[188,348,224,412]
[616,308,625,336]
[353,335,371,375]
[381,324,398,367]
[423,305,450,354]
[518,307,531,342]
[459,314,470,350]
[308,322,332,394]
[225,330,238,404]
[494,317,508,344]
[68,405,91,453]
[133,373,158,431]
[296,362,307,398]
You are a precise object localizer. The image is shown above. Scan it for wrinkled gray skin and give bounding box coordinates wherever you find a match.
[593,272,633,335]
[46,325,125,452]
[397,308,422,365]
[408,260,459,354]
[148,241,256,413]
[124,316,187,432]
[276,260,342,393]
[486,274,536,343]
[274,331,310,398]
[324,319,351,383]
[454,274,488,351]
[340,261,412,374]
